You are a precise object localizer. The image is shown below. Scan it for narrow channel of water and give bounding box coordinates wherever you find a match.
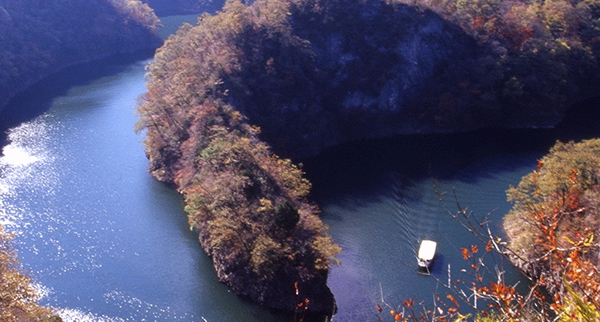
[0,45,287,322]
[1,12,599,321]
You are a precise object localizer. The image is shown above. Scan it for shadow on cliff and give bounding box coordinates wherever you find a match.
[300,96,600,201]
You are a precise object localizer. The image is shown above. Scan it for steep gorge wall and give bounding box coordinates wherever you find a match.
[222,0,600,158]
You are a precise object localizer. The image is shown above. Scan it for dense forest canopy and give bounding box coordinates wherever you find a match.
[0,0,161,110]
[137,0,343,314]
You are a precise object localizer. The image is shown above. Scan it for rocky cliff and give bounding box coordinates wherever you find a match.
[217,0,600,158]
[226,0,481,158]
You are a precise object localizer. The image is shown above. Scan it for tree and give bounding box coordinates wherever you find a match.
[0,224,60,322]
[274,199,300,231]
[374,140,600,321]
[505,139,600,316]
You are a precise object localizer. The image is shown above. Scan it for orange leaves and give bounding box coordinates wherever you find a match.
[403,298,414,308]
[446,294,459,308]
[461,248,470,260]
[472,17,485,30]
[536,159,544,171]
[490,282,515,298]
[569,169,579,185]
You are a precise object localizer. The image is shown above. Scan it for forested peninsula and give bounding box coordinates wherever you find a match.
[0,0,162,111]
[136,0,600,316]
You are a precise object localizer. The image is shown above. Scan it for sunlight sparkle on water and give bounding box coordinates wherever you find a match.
[0,117,58,227]
[0,145,39,166]
[53,308,124,322]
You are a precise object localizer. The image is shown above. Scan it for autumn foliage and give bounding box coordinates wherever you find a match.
[373,140,600,321]
[395,0,600,127]
[505,139,600,319]
[0,224,60,322]
[136,0,340,314]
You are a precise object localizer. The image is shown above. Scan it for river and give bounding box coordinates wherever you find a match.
[1,14,599,322]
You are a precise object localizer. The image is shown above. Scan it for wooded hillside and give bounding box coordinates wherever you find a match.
[505,139,600,317]
[0,0,161,110]
[137,0,342,315]
[141,0,600,160]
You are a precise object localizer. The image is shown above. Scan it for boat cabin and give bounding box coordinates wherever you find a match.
[417,239,437,274]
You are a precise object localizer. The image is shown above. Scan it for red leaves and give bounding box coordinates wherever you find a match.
[536,159,544,171]
[569,169,579,185]
[470,245,478,254]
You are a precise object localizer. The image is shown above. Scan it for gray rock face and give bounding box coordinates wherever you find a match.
[228,2,481,158]
[220,0,598,159]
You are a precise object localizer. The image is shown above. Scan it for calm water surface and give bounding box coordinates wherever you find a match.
[0,15,288,322]
[1,14,599,322]
[302,98,600,321]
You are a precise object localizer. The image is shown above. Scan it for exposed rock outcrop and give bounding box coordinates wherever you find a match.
[205,0,600,158]
[228,0,482,158]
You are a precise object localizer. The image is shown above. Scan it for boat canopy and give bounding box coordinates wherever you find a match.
[418,240,437,261]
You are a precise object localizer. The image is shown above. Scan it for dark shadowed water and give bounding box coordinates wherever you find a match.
[300,97,600,321]
[1,14,600,322]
